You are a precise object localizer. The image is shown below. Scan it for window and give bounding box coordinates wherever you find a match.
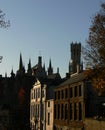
[74,103,77,120]
[38,104,39,118]
[48,113,50,125]
[48,101,50,107]
[42,90,44,97]
[70,103,72,120]
[70,88,73,98]
[61,104,64,119]
[36,89,38,98]
[79,85,82,96]
[55,92,57,100]
[74,86,77,97]
[79,102,82,120]
[42,104,44,120]
[65,88,68,98]
[65,104,68,120]
[58,91,60,99]
[38,88,40,98]
[54,104,56,119]
[34,89,36,99]
[61,90,64,99]
[58,104,60,119]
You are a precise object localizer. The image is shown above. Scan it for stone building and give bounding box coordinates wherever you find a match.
[54,71,85,130]
[54,42,105,130]
[0,52,62,130]
[30,56,62,130]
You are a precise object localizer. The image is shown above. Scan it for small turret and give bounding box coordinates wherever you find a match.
[11,67,15,77]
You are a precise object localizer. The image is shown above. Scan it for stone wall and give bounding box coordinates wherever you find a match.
[84,118,105,130]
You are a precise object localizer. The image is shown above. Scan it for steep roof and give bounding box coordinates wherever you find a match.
[56,72,86,88]
[47,73,61,80]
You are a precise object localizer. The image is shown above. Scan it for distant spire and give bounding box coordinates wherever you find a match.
[27,58,32,75]
[17,53,25,75]
[28,58,31,69]
[11,67,15,77]
[19,53,23,71]
[48,58,53,75]
[38,56,42,67]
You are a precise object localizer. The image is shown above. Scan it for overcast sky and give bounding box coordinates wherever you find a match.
[0,0,104,77]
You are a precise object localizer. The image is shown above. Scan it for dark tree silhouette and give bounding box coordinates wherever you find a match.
[0,9,10,28]
[84,3,105,94]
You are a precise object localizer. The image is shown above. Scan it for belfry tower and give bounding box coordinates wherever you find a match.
[69,42,83,74]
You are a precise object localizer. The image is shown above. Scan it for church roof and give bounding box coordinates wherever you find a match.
[47,73,61,80]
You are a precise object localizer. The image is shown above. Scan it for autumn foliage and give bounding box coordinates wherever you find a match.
[84,3,105,94]
[84,66,105,95]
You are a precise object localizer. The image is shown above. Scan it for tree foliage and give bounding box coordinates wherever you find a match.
[0,9,10,28]
[84,3,105,94]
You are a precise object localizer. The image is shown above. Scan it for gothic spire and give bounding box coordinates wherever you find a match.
[17,53,25,75]
[48,58,53,75]
[19,53,23,71]
[27,58,32,75]
[28,58,31,70]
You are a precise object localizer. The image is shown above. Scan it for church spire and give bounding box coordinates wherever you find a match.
[17,53,25,75]
[48,58,53,75]
[27,58,32,75]
[19,53,23,71]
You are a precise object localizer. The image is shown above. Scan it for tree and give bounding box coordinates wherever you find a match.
[0,9,10,28]
[84,3,105,94]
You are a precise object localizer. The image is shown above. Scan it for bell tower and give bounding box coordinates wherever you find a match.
[69,42,82,74]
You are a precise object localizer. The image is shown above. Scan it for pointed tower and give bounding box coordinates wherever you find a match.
[17,53,25,75]
[48,59,53,75]
[43,63,46,72]
[27,58,32,75]
[19,53,23,71]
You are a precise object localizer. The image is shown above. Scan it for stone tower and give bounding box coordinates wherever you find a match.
[69,42,82,74]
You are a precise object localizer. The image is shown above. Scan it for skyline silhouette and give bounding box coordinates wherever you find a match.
[0,0,104,77]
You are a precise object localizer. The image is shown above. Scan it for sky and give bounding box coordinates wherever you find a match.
[0,0,104,78]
